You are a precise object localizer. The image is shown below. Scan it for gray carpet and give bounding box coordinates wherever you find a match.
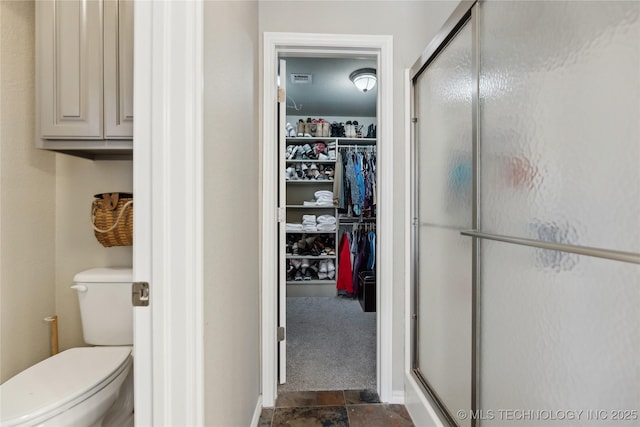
[278,296,376,392]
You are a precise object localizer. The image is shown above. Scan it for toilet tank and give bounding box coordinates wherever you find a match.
[72,267,133,346]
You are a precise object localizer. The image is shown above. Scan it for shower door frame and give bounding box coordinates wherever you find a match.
[408,1,478,425]
[408,1,640,425]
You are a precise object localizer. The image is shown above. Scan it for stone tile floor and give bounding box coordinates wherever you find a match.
[259,390,415,427]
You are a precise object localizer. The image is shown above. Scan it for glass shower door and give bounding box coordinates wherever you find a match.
[477,2,640,424]
[413,16,474,427]
[412,1,639,426]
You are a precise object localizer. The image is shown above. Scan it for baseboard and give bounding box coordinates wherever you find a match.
[250,395,263,427]
[390,389,405,404]
[404,372,445,427]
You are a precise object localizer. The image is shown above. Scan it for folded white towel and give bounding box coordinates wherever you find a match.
[317,215,336,224]
[317,223,336,232]
[286,223,303,231]
[302,215,316,222]
[314,190,333,199]
[302,225,318,232]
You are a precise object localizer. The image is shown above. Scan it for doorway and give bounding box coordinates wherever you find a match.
[261,32,394,407]
[278,55,378,393]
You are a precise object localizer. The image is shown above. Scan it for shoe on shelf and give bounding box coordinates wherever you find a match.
[297,120,305,136]
[301,258,310,269]
[323,122,331,137]
[302,144,313,157]
[367,123,375,138]
[326,259,335,272]
[286,123,295,138]
[324,166,334,178]
[319,260,328,273]
[294,270,304,281]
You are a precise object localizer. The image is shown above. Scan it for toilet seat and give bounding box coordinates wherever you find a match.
[0,346,132,426]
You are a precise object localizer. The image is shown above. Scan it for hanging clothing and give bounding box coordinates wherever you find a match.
[351,230,370,298]
[337,147,377,217]
[344,152,361,214]
[366,230,376,271]
[354,153,366,214]
[333,153,343,209]
[336,232,354,295]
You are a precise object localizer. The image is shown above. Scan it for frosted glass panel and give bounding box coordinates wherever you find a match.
[479,2,640,253]
[415,20,473,425]
[418,227,472,424]
[418,25,473,229]
[480,240,640,426]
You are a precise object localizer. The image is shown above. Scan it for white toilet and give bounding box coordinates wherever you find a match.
[0,268,134,427]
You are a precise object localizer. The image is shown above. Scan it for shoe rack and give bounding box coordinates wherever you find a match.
[284,137,338,297]
[283,135,376,297]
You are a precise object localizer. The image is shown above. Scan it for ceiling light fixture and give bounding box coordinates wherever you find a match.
[349,68,377,93]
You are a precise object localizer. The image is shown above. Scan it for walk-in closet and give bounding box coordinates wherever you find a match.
[278,56,379,392]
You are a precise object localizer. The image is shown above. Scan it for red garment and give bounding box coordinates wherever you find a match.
[336,232,353,294]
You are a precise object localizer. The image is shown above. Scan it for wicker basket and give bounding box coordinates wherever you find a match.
[91,193,133,247]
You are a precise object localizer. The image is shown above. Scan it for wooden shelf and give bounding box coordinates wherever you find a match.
[286,179,334,183]
[286,254,336,259]
[286,279,336,285]
[285,230,336,235]
[286,204,335,209]
[285,159,335,163]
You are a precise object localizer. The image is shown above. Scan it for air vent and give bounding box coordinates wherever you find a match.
[290,73,313,84]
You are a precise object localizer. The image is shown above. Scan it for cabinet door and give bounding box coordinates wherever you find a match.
[104,0,134,138]
[37,0,103,139]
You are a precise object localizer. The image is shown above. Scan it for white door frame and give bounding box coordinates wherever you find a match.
[133,1,205,425]
[261,32,394,407]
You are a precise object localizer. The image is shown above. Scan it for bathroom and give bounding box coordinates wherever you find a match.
[4,1,638,426]
[2,2,457,424]
[0,3,133,388]
[1,3,135,426]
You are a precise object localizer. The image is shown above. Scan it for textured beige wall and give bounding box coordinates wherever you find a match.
[0,1,133,371]
[258,0,459,395]
[54,157,133,351]
[0,0,56,383]
[203,1,260,425]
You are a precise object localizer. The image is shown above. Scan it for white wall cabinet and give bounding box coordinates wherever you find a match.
[103,0,134,139]
[36,0,133,158]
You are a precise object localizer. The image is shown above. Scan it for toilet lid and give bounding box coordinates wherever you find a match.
[0,346,131,426]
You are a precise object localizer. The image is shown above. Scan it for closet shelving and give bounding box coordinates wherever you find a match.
[284,137,337,296]
[283,136,376,297]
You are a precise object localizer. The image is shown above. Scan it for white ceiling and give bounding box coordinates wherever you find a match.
[281,56,377,118]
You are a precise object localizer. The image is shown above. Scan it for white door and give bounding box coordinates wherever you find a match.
[277,59,288,384]
[133,1,204,425]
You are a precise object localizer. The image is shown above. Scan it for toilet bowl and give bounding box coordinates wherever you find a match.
[0,347,133,427]
[0,268,134,427]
